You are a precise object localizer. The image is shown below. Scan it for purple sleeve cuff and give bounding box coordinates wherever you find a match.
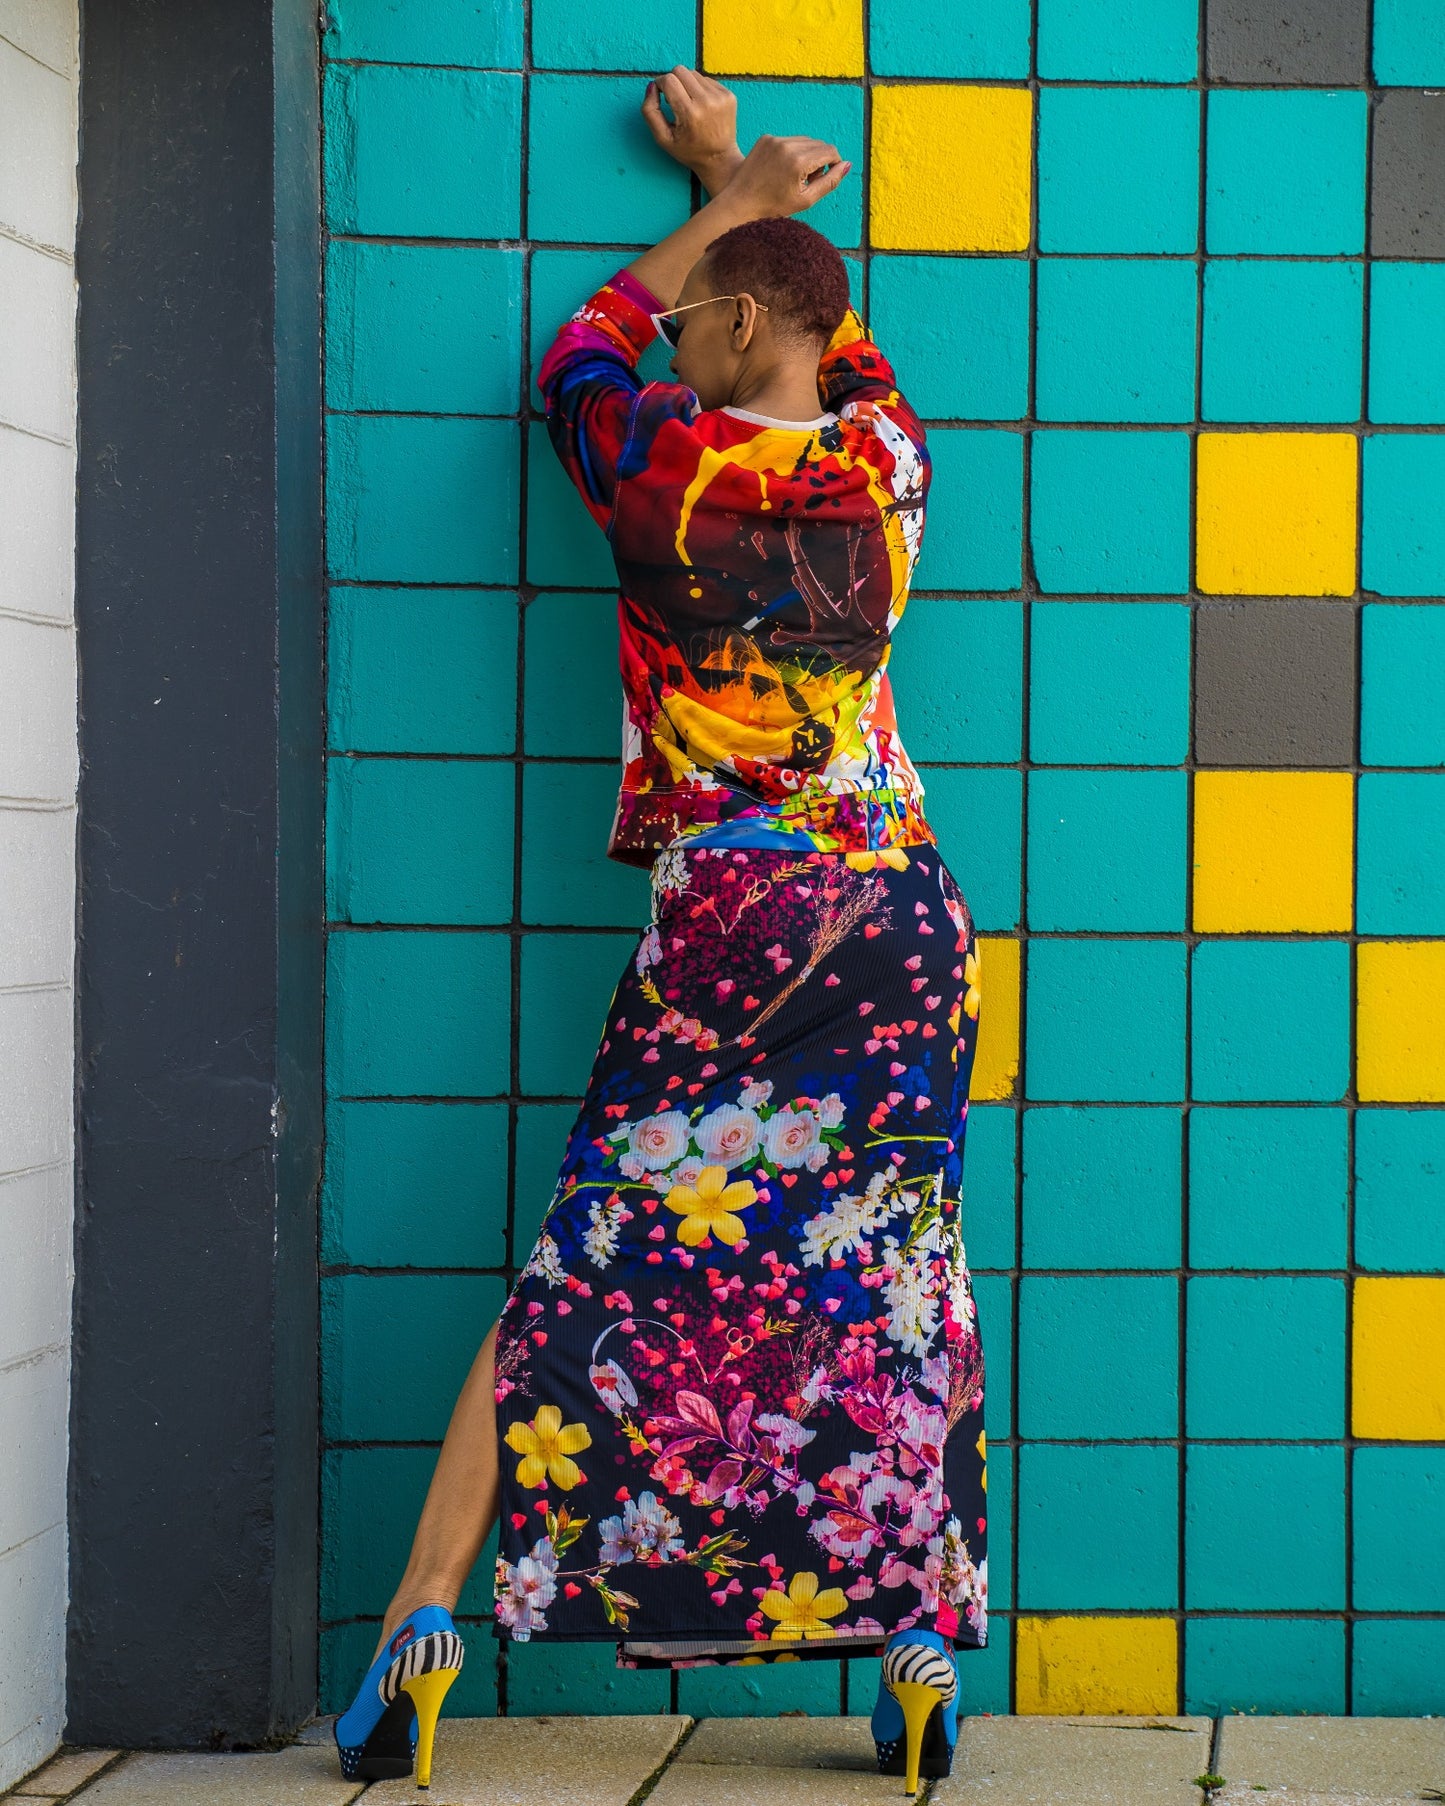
[535,265,666,397]
[609,265,665,319]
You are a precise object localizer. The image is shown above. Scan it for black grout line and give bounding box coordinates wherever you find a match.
[328,224,1445,268]
[324,580,1445,607]
[1178,0,1209,1704]
[1001,0,1044,1715]
[497,0,535,1721]
[315,0,337,1725]
[327,53,1432,92]
[327,226,1445,277]
[325,920,1420,942]
[327,403,1445,434]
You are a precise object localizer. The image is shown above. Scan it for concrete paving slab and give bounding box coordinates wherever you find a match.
[935,1714,1215,1806]
[649,1762,904,1805]
[1216,1795,1434,1806]
[291,1719,338,1749]
[10,1751,121,1798]
[360,1715,690,1806]
[62,1746,364,1805]
[1215,1716,1445,1798]
[680,1715,879,1770]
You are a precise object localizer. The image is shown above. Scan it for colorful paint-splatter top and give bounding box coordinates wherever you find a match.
[538,267,937,869]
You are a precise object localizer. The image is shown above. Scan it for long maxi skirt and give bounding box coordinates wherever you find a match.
[492,840,988,1670]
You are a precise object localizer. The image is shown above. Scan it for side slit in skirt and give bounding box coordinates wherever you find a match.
[492,841,988,1670]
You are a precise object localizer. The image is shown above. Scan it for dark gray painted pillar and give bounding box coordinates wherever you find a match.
[69,0,324,1747]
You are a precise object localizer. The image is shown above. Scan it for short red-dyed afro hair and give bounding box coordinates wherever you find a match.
[701,216,851,347]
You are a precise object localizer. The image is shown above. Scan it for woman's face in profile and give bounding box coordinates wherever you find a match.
[666,260,759,409]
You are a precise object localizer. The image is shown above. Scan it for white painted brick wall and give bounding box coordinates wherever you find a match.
[0,1524,67,1784]
[0,620,79,804]
[0,1167,72,1370]
[0,0,78,1789]
[0,428,75,621]
[0,235,77,442]
[0,36,76,252]
[0,810,74,988]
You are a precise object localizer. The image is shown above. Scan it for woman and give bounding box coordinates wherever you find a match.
[335,68,987,1799]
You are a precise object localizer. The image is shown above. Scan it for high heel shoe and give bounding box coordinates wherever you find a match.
[871,1630,959,1796]
[334,1604,465,1789]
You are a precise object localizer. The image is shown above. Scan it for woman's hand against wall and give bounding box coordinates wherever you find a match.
[721,134,851,219]
[643,67,744,198]
[624,109,849,307]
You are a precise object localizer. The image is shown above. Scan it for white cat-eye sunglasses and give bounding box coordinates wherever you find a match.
[649,294,770,349]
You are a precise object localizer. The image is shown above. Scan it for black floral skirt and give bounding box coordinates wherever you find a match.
[492,841,988,1669]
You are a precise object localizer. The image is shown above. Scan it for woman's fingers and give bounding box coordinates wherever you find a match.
[791,136,845,170]
[803,141,845,183]
[783,138,849,207]
[766,133,847,179]
[668,64,708,102]
[799,158,852,207]
[658,68,695,124]
[640,78,674,146]
[670,65,736,111]
[727,129,853,215]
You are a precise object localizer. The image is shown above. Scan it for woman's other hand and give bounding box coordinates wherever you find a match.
[643,67,744,198]
[723,134,851,219]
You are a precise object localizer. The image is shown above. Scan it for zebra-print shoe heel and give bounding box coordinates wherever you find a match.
[872,1631,959,1797]
[333,1605,465,1789]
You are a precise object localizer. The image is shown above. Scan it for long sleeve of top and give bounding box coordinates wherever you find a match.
[537,268,935,870]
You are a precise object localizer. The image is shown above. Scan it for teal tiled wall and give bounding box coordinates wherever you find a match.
[320,0,1445,1719]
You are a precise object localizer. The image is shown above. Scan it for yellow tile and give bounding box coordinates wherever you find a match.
[1357,941,1445,1102]
[969,935,1020,1101]
[1196,433,1357,596]
[702,0,863,77]
[1353,1276,1445,1440]
[1192,771,1354,933]
[871,85,1032,252]
[1016,1616,1178,1716]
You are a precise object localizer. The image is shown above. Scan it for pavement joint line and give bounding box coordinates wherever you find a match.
[1,1747,129,1802]
[1067,1723,1200,1733]
[621,1715,700,1806]
[1204,1715,1228,1798]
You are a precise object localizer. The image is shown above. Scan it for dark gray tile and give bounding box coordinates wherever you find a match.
[1194,600,1357,766]
[1372,91,1445,259]
[1205,0,1369,83]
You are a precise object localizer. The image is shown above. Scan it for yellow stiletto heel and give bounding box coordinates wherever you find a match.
[891,1679,945,1797]
[335,1608,465,1785]
[400,1666,461,1790]
[876,1634,959,1792]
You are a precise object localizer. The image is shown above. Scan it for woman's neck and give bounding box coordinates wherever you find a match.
[726,358,827,425]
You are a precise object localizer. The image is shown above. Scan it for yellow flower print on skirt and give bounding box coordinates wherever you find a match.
[760,1571,849,1640]
[664,1165,757,1246]
[505,1405,592,1490]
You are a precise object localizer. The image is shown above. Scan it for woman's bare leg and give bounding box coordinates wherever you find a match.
[373,1320,501,1656]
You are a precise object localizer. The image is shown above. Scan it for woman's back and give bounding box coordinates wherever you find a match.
[539,268,936,867]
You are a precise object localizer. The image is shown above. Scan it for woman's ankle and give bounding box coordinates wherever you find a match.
[374,1584,462,1655]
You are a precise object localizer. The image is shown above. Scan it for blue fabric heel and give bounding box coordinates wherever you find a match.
[333,1604,465,1788]
[871,1629,959,1794]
